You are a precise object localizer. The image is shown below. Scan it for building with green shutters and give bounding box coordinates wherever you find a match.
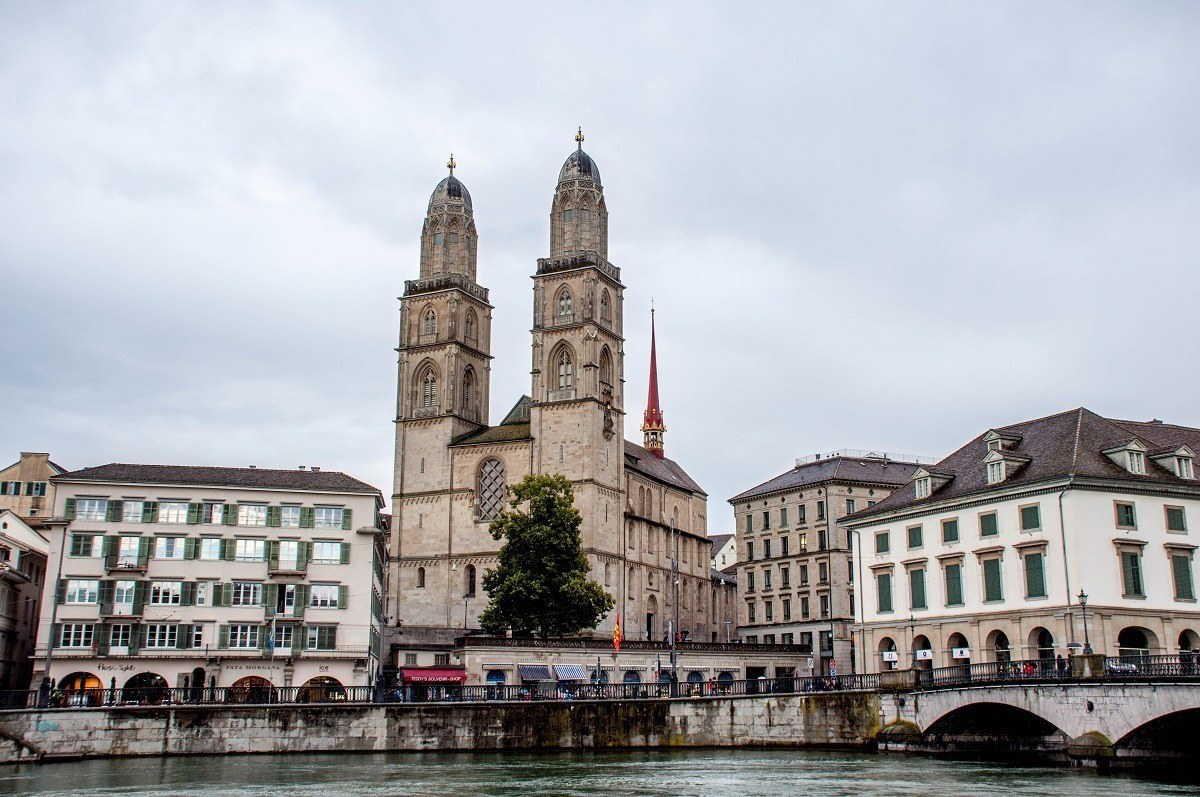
[31,464,384,698]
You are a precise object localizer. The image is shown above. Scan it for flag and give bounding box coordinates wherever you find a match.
[613,613,622,654]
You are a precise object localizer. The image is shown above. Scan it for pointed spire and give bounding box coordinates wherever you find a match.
[642,305,666,458]
[447,153,456,175]
[575,126,585,150]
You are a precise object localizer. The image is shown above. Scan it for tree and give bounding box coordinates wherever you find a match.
[479,473,615,638]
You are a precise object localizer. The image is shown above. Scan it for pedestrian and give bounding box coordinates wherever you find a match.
[1055,654,1067,677]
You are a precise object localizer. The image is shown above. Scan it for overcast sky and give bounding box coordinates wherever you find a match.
[3,2,1198,530]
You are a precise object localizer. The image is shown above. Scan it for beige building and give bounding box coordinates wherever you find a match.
[844,409,1200,674]
[0,510,49,690]
[34,464,385,700]
[388,139,715,669]
[0,453,66,520]
[729,451,925,674]
[710,533,736,571]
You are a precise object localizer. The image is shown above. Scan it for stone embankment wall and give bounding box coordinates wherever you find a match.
[0,692,882,763]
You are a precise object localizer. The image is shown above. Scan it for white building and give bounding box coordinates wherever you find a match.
[0,510,49,690]
[34,464,384,701]
[843,409,1200,674]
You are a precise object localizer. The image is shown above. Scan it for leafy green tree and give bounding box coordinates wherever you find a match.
[479,473,615,638]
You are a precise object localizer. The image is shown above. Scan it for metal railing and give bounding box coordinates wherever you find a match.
[912,654,1200,689]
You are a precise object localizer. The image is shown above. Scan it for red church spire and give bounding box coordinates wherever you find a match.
[642,305,666,458]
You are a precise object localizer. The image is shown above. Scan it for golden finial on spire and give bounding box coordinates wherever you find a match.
[447,153,456,175]
[575,126,584,150]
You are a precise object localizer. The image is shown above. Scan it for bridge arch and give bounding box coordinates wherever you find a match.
[1113,707,1200,760]
[922,699,1068,741]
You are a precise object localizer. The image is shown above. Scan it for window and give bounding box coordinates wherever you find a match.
[203,503,224,524]
[782,633,793,645]
[944,563,964,606]
[745,515,753,534]
[979,512,998,538]
[145,624,178,648]
[818,561,829,584]
[1166,506,1188,533]
[599,290,611,321]
[1178,457,1195,480]
[909,568,927,610]
[277,540,300,569]
[801,596,810,618]
[76,498,106,521]
[799,505,807,524]
[235,539,266,561]
[1019,504,1041,532]
[781,507,788,526]
[229,624,259,648]
[1172,554,1195,601]
[942,518,959,543]
[876,573,893,613]
[762,511,770,530]
[746,602,756,623]
[816,501,826,521]
[310,541,341,563]
[782,598,791,620]
[200,538,222,560]
[422,307,437,335]
[763,539,772,559]
[746,541,754,561]
[159,502,189,523]
[238,505,268,526]
[982,557,1003,602]
[781,566,790,587]
[477,458,508,522]
[150,581,182,605]
[764,601,774,621]
[280,506,301,528]
[555,347,574,389]
[418,365,438,409]
[799,564,808,586]
[1120,550,1145,597]
[195,582,209,607]
[556,288,573,316]
[781,537,790,556]
[416,567,426,588]
[763,568,772,589]
[1115,502,1137,529]
[746,571,755,592]
[819,594,830,618]
[273,625,292,652]
[32,481,47,497]
[310,584,340,608]
[906,525,923,549]
[1023,551,1047,598]
[69,534,104,558]
[117,535,141,567]
[114,580,136,610]
[315,507,344,529]
[155,537,185,559]
[845,499,856,514]
[110,624,132,647]
[122,500,144,522]
[874,531,890,554]
[59,623,94,647]
[986,461,1005,484]
[915,478,931,499]
[798,533,807,550]
[1127,450,1145,474]
[465,309,477,339]
[65,579,99,604]
[232,581,262,606]
[818,529,828,550]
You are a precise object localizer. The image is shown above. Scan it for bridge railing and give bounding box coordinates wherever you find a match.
[919,659,1072,688]
[1103,653,1200,679]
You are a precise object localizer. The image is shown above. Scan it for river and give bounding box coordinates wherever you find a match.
[0,749,1195,796]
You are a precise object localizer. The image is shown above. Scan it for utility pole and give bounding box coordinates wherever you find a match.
[669,518,678,692]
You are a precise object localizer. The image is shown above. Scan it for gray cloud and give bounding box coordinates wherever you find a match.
[2,1,1198,529]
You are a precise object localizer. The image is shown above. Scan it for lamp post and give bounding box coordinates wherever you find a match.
[1078,590,1092,654]
[908,614,917,669]
[462,594,471,630]
[723,619,732,643]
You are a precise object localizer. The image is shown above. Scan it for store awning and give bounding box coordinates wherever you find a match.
[400,668,467,684]
[553,664,588,681]
[517,664,553,681]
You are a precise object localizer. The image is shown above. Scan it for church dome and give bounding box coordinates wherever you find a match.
[558,148,601,187]
[428,174,472,212]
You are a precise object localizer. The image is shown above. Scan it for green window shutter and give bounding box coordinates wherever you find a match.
[875,532,889,554]
[186,503,202,524]
[223,504,237,526]
[945,564,963,606]
[103,535,118,569]
[176,624,190,649]
[106,501,122,522]
[909,568,926,609]
[128,622,141,654]
[64,497,77,520]
[300,507,315,529]
[138,536,152,565]
[301,541,313,565]
[218,625,229,649]
[263,583,279,616]
[745,515,753,534]
[96,627,109,656]
[1167,507,1187,532]
[99,580,115,615]
[267,540,280,570]
[133,581,148,615]
[1173,555,1195,600]
[877,573,892,613]
[291,627,303,655]
[142,502,158,523]
[328,626,337,649]
[983,558,1003,601]
[338,584,349,609]
[341,508,353,530]
[1024,552,1046,598]
[184,537,200,559]
[295,585,310,618]
[220,538,235,561]
[339,543,351,565]
[1020,505,1040,530]
[942,519,959,543]
[980,513,998,537]
[180,581,196,606]
[1122,552,1145,597]
[55,578,66,604]
[259,624,271,651]
[266,506,282,527]
[907,526,922,549]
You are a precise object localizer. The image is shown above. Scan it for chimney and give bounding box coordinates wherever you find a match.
[299,466,307,471]
[248,465,257,469]
[311,466,321,473]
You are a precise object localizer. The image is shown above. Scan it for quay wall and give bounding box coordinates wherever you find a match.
[0,693,882,763]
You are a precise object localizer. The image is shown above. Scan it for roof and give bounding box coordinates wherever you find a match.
[53,464,382,495]
[558,148,601,186]
[452,396,534,447]
[624,440,706,495]
[730,455,922,503]
[428,174,472,212]
[711,567,737,585]
[845,408,1200,523]
[708,533,734,552]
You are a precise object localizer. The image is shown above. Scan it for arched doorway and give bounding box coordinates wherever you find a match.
[1118,626,1158,658]
[1179,629,1200,652]
[716,671,734,693]
[622,670,641,684]
[58,671,102,707]
[686,671,704,684]
[877,636,899,671]
[947,632,970,664]
[298,676,345,703]
[228,675,276,704]
[1029,627,1055,661]
[486,670,507,685]
[646,595,658,641]
[912,634,933,670]
[189,667,206,703]
[123,672,169,705]
[987,629,1011,663]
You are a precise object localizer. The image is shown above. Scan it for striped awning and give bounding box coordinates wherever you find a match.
[517,664,553,681]
[553,664,588,681]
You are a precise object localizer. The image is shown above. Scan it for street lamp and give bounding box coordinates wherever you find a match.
[723,619,732,643]
[1078,590,1092,654]
[462,593,472,630]
[908,614,917,669]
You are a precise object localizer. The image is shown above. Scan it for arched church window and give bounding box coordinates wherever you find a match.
[422,307,437,336]
[465,309,477,340]
[557,287,573,316]
[461,367,475,415]
[556,347,574,389]
[599,290,611,322]
[599,347,613,390]
[477,458,508,523]
[417,364,438,409]
[465,564,477,597]
[416,567,426,588]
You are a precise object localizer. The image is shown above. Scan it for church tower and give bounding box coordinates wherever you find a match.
[641,308,666,458]
[529,131,626,624]
[390,156,493,622]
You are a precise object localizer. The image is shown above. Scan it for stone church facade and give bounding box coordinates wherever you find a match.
[387,138,714,662]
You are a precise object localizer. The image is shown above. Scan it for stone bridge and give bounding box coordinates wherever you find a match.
[880,680,1200,764]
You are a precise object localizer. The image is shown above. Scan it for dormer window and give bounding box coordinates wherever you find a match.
[1179,457,1195,480]
[914,477,931,499]
[987,439,1001,452]
[1127,451,1145,474]
[986,461,1005,484]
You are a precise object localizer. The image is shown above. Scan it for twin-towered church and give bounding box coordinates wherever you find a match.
[386,133,715,657]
